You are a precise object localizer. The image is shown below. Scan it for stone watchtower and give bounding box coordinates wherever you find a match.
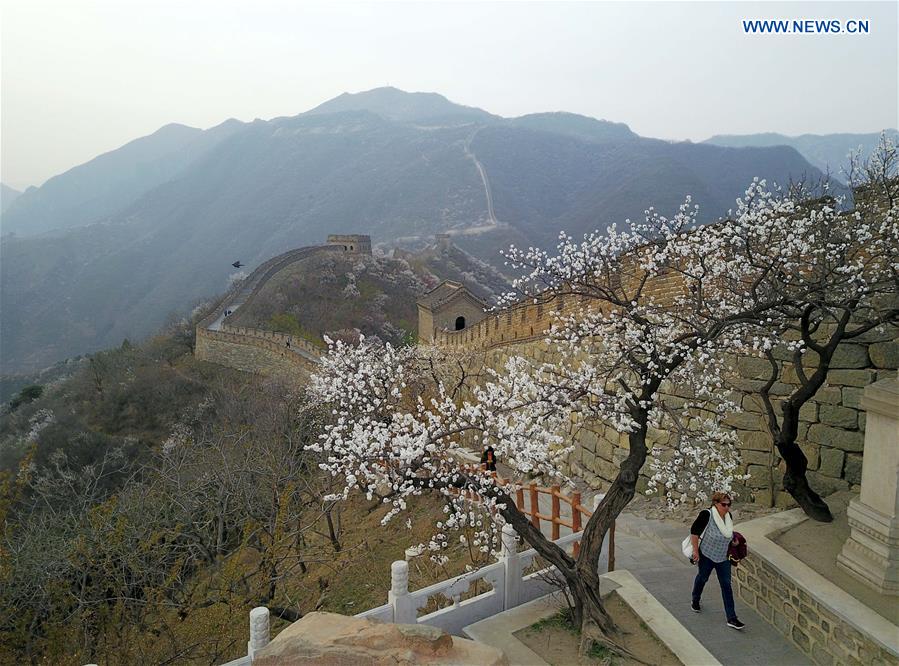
[417,280,488,343]
[327,234,372,255]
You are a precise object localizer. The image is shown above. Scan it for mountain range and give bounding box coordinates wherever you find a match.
[703,130,898,178]
[0,87,880,373]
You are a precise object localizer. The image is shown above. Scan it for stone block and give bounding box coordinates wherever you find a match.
[852,325,896,344]
[741,394,767,413]
[841,386,864,409]
[807,471,850,496]
[829,344,870,369]
[747,464,782,489]
[807,625,825,646]
[772,610,791,636]
[818,405,857,429]
[817,448,845,479]
[869,340,899,369]
[737,430,772,451]
[792,626,810,652]
[812,642,836,666]
[798,401,818,422]
[799,442,820,470]
[581,449,596,472]
[725,411,764,431]
[737,356,776,380]
[811,387,843,405]
[646,426,669,445]
[729,377,793,395]
[832,626,855,650]
[752,489,796,509]
[827,369,876,387]
[774,490,798,509]
[807,424,864,452]
[595,440,615,462]
[843,453,863,485]
[742,450,772,466]
[254,612,506,666]
[782,603,798,621]
[756,598,772,620]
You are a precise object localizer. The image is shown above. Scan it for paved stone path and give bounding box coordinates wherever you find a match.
[529,489,810,665]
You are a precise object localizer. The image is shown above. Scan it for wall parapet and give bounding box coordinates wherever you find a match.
[432,293,592,351]
[194,242,342,379]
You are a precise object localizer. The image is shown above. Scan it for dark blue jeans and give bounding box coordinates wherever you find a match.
[692,553,736,620]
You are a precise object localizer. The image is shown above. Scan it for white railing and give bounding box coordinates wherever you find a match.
[228,495,611,663]
[361,492,612,631]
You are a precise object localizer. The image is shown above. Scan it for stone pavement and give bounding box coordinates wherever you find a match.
[531,489,810,665]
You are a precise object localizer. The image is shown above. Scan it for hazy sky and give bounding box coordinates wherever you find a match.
[2,0,896,189]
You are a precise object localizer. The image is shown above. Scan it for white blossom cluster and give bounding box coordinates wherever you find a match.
[307,335,574,555]
[25,409,55,443]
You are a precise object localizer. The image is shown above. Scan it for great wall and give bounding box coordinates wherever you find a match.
[196,232,897,508]
[194,235,372,379]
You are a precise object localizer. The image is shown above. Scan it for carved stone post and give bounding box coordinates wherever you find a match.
[838,378,899,595]
[500,523,521,610]
[388,560,416,623]
[247,606,270,662]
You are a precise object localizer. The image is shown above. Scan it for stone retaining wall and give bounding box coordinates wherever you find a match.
[476,332,896,503]
[195,327,317,382]
[734,554,894,665]
[734,510,898,666]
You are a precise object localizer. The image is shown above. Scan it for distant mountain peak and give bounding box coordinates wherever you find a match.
[306,86,497,123]
[509,111,636,143]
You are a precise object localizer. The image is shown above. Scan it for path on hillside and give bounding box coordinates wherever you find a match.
[463,128,499,228]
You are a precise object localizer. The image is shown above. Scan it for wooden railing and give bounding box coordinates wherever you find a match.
[453,466,616,571]
[513,481,616,569]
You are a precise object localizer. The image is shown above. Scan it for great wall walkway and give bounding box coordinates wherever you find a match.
[491,454,809,665]
[195,244,348,373]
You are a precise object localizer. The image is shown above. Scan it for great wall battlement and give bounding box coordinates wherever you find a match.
[194,236,371,381]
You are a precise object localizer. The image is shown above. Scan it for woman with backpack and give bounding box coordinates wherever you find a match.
[690,491,746,630]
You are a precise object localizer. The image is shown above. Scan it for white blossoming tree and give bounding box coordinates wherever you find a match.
[715,136,899,521]
[308,196,784,647]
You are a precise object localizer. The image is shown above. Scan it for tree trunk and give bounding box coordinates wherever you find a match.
[777,433,833,522]
[760,323,837,523]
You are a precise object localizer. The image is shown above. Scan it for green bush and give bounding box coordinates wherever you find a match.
[9,384,43,411]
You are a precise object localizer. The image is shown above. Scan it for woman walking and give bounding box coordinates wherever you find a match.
[690,491,745,630]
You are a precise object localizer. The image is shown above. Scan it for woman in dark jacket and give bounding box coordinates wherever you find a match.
[690,491,745,630]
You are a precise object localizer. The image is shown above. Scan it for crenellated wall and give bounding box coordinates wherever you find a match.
[193,243,338,382]
[195,326,320,381]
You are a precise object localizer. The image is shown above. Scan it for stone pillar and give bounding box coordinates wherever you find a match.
[838,377,899,595]
[247,606,270,662]
[388,560,416,623]
[499,523,521,610]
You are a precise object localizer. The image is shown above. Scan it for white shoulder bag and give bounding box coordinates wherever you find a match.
[681,509,710,560]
